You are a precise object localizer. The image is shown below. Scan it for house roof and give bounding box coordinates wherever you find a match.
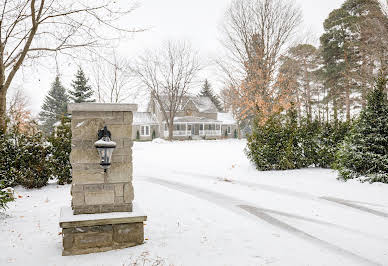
[155,95,218,113]
[133,112,158,125]
[217,112,236,125]
[191,96,218,113]
[173,116,221,123]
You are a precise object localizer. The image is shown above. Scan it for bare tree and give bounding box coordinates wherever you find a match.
[218,0,302,122]
[91,51,139,103]
[133,41,200,141]
[0,0,140,131]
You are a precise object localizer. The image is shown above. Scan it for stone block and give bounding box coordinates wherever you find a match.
[123,112,133,124]
[114,184,124,196]
[71,140,95,149]
[124,184,134,203]
[84,184,104,192]
[70,148,100,164]
[111,155,132,163]
[115,196,124,204]
[72,168,105,185]
[71,118,104,141]
[109,125,132,139]
[62,229,73,250]
[123,139,133,148]
[73,205,100,215]
[85,191,115,205]
[71,192,85,207]
[112,223,144,244]
[107,163,132,183]
[71,184,84,193]
[104,184,115,190]
[73,225,113,249]
[100,203,132,213]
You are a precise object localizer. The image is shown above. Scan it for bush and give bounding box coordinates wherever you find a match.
[245,114,288,170]
[0,128,52,189]
[317,121,350,168]
[245,107,351,171]
[48,116,72,185]
[0,181,14,210]
[15,132,52,189]
[0,131,19,188]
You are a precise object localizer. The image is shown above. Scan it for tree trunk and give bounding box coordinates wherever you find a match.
[333,98,338,126]
[168,123,173,141]
[345,83,351,122]
[306,82,312,122]
[0,87,7,132]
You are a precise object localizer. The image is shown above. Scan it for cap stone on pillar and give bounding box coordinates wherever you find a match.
[68,103,138,214]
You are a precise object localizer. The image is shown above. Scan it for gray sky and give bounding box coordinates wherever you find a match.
[12,0,344,115]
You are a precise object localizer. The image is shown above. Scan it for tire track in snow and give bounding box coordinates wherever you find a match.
[321,197,388,218]
[172,170,388,218]
[138,175,381,266]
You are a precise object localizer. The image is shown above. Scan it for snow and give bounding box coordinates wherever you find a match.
[59,205,146,224]
[1,140,388,265]
[75,121,85,128]
[217,112,236,125]
[133,112,158,125]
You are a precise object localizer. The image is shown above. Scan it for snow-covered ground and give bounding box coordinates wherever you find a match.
[1,139,388,266]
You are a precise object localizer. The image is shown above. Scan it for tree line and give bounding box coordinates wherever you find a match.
[220,0,388,126]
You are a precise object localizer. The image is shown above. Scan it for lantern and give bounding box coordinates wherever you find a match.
[94,126,116,172]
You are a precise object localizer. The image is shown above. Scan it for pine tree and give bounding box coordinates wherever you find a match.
[39,75,69,134]
[69,67,95,103]
[199,79,223,111]
[336,74,388,183]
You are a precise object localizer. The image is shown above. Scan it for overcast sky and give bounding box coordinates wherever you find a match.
[12,0,344,115]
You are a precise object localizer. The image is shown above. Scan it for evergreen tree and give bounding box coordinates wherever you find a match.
[48,116,72,185]
[69,67,95,103]
[39,75,69,134]
[199,79,223,111]
[336,74,388,183]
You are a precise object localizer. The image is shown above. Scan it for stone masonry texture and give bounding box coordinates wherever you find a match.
[69,105,135,214]
[62,222,144,256]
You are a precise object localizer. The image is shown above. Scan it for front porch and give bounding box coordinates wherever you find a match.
[163,121,222,138]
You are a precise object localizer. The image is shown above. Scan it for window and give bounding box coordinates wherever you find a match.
[200,124,203,130]
[164,124,168,131]
[140,125,150,136]
[188,124,192,131]
[216,124,220,130]
[227,126,231,134]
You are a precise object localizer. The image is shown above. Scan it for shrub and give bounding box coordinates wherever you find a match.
[245,108,351,171]
[48,116,72,185]
[0,181,14,210]
[0,131,19,188]
[15,132,52,189]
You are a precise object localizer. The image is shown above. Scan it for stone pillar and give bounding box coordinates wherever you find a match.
[68,103,137,214]
[60,103,147,256]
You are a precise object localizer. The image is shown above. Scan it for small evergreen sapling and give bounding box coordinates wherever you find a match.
[336,74,388,183]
